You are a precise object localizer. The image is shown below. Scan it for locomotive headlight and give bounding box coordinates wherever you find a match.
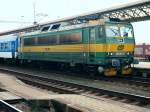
[127,52,130,55]
[108,52,113,55]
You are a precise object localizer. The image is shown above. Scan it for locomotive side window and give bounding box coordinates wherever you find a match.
[71,33,81,43]
[24,32,81,46]
[59,34,69,44]
[38,37,49,45]
[38,36,57,45]
[48,36,57,44]
[24,37,37,46]
[59,32,81,44]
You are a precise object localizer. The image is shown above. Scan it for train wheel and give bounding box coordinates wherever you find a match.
[122,67,132,76]
[104,68,117,77]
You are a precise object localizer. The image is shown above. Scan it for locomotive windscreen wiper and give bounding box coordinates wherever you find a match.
[120,26,133,38]
[110,28,119,36]
[106,25,120,37]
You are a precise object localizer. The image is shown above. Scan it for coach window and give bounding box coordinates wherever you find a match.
[1,43,4,50]
[4,43,8,49]
[0,43,3,50]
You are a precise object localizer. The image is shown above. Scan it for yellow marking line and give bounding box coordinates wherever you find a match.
[18,44,134,52]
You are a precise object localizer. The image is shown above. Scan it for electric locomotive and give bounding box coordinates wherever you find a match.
[16,19,135,76]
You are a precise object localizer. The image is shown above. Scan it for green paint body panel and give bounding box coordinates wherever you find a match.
[18,51,133,66]
[18,22,135,67]
[18,52,106,64]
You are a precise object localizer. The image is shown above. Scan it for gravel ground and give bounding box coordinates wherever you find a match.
[0,74,53,99]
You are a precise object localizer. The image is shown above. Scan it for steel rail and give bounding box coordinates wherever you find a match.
[98,76,150,88]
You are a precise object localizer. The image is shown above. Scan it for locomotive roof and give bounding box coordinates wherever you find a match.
[21,19,106,37]
[0,34,17,42]
[21,19,131,37]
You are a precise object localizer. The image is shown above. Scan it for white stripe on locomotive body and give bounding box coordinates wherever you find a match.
[0,34,17,42]
[0,52,17,58]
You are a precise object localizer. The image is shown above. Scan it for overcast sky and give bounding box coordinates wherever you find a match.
[0,0,149,43]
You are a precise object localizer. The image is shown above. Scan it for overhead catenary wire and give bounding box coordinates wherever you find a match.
[0,20,32,24]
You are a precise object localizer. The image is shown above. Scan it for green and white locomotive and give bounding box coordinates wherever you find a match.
[17,19,135,76]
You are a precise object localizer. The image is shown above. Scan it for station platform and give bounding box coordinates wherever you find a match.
[0,92,21,100]
[0,73,149,112]
[132,62,150,69]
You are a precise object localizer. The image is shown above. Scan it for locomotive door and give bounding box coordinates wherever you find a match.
[89,28,96,62]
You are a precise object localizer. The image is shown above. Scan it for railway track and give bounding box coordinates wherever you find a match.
[98,76,150,88]
[0,67,149,108]
[0,64,150,88]
[32,67,150,90]
[33,65,150,88]
[62,70,150,89]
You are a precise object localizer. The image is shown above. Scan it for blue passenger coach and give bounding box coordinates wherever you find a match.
[0,34,18,59]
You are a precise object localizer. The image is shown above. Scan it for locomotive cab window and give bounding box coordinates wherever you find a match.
[106,24,134,38]
[106,25,119,37]
[120,25,133,38]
